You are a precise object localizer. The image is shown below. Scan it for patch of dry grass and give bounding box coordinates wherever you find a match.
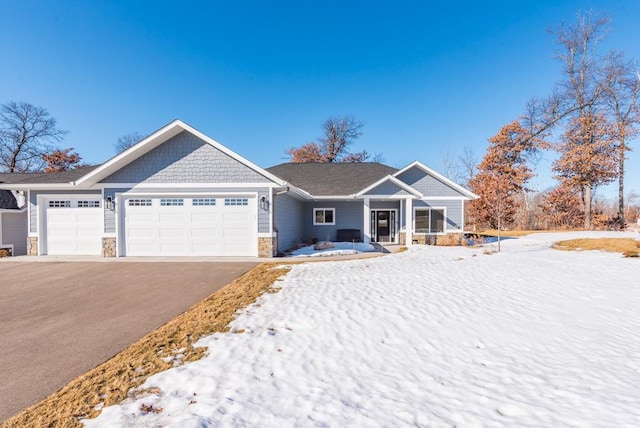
[1,262,292,428]
[553,238,640,257]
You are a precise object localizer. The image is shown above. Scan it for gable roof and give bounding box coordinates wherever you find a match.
[393,161,478,199]
[74,120,286,187]
[266,163,398,196]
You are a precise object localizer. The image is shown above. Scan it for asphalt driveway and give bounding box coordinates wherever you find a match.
[0,261,258,422]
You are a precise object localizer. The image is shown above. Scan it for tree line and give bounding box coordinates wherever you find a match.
[464,11,639,231]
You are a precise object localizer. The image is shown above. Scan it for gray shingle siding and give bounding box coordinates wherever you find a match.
[2,211,27,255]
[100,131,272,184]
[362,181,413,197]
[414,199,464,231]
[273,193,304,252]
[396,167,465,197]
[303,200,364,242]
[29,190,100,234]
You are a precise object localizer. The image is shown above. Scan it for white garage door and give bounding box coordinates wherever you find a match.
[124,196,256,256]
[45,198,103,255]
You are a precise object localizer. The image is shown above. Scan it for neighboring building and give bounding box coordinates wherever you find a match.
[0,120,477,257]
[0,175,29,256]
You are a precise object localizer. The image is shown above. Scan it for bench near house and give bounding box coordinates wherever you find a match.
[0,120,477,258]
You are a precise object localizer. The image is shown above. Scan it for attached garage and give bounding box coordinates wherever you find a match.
[123,195,257,256]
[43,198,103,255]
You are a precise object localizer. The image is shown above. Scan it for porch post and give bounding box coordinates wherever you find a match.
[405,198,413,245]
[363,197,371,244]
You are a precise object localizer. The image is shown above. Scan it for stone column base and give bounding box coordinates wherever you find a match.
[258,236,276,258]
[27,237,38,256]
[102,237,117,257]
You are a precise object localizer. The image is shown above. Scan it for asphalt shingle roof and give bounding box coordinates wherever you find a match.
[0,166,100,185]
[266,162,398,196]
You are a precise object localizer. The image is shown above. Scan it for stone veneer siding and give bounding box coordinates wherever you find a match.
[399,232,464,246]
[258,236,276,258]
[27,237,38,256]
[102,237,117,257]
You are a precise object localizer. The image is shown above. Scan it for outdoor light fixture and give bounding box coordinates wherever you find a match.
[260,196,268,210]
[106,196,114,210]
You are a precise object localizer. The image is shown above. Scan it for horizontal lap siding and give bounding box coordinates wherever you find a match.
[104,188,130,234]
[303,200,363,242]
[274,193,304,252]
[2,211,28,255]
[257,190,270,234]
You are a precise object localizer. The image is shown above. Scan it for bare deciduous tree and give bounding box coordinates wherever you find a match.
[287,115,375,163]
[0,101,68,172]
[115,132,144,154]
[458,146,479,187]
[601,51,640,225]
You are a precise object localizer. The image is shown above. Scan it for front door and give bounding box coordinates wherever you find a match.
[370,210,396,243]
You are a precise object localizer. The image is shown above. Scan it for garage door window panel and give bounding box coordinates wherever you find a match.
[225,198,248,206]
[128,199,152,207]
[49,200,71,208]
[160,198,184,206]
[193,198,216,206]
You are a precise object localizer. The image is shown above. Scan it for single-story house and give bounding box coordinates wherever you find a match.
[0,120,477,258]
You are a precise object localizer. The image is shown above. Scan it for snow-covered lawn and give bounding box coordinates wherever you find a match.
[85,231,640,427]
[290,241,378,257]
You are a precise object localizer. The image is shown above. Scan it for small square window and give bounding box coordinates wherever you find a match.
[313,208,335,225]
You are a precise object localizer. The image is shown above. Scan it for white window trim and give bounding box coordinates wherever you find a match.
[313,208,336,226]
[413,206,447,234]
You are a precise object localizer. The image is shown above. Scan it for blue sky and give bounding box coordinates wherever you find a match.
[1,1,639,199]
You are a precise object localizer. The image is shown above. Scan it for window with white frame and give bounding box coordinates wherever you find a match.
[415,208,445,233]
[313,208,335,225]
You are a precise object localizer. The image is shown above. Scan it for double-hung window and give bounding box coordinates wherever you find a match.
[313,208,335,225]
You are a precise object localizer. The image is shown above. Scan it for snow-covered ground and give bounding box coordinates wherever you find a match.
[85,231,640,427]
